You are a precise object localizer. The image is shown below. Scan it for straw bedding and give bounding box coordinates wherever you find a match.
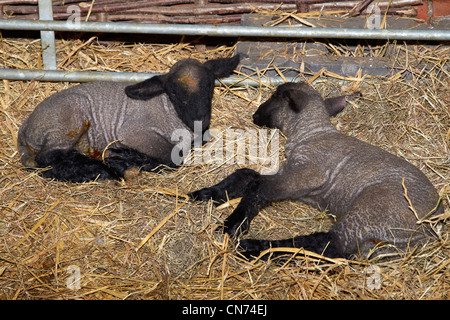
[0,32,448,300]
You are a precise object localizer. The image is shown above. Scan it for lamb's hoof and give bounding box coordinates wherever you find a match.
[124,167,140,181]
[188,187,214,202]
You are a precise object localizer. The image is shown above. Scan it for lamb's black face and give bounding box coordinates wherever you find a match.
[125,56,241,133]
[253,83,310,129]
[253,82,351,132]
[252,95,280,128]
[166,60,215,132]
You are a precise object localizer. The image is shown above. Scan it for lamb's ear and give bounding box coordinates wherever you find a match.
[282,89,308,113]
[324,92,361,117]
[203,55,241,78]
[125,75,166,100]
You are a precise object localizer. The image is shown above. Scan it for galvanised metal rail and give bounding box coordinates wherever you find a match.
[0,5,449,85]
[2,19,450,41]
[0,68,295,86]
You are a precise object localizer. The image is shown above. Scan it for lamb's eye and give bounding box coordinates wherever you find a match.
[271,91,282,100]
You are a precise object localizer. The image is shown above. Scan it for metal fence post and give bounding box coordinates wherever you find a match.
[38,0,57,70]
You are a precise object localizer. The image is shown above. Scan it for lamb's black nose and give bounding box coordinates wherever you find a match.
[252,112,260,124]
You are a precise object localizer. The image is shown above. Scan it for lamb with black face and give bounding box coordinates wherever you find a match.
[190,82,442,260]
[18,55,241,182]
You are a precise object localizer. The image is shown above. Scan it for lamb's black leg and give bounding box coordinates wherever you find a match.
[104,148,178,176]
[35,148,178,182]
[220,178,270,239]
[35,149,120,182]
[188,168,260,203]
[238,232,344,260]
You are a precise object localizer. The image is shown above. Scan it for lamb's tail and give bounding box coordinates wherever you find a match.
[238,232,344,260]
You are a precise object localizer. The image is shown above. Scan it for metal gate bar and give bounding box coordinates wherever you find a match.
[2,19,449,40]
[1,18,449,85]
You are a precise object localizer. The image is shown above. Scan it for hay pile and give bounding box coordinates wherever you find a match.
[0,33,448,299]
